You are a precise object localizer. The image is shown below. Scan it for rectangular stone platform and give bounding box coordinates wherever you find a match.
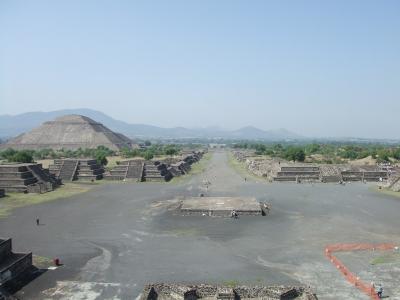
[0,163,59,193]
[180,197,262,216]
[140,283,317,299]
[49,158,104,181]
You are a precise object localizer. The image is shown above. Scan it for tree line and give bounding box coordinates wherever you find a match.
[0,146,114,165]
[232,142,400,163]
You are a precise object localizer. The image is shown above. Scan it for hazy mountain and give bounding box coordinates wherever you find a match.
[0,109,302,141]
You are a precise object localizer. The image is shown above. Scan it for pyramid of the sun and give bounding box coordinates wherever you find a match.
[4,114,134,151]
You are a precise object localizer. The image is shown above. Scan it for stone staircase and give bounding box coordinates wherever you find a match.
[274,166,321,182]
[75,159,104,181]
[143,162,172,182]
[57,160,78,181]
[105,160,144,181]
[49,159,104,181]
[126,161,144,181]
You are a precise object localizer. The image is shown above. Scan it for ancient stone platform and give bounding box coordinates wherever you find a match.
[180,197,266,216]
[105,151,205,182]
[49,158,104,181]
[0,163,59,193]
[0,238,32,288]
[140,283,317,299]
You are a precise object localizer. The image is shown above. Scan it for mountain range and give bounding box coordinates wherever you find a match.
[0,108,302,141]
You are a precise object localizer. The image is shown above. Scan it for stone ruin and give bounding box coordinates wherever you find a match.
[273,165,389,183]
[232,151,391,184]
[0,238,32,291]
[274,166,320,182]
[139,283,318,299]
[105,151,204,182]
[179,197,270,217]
[386,175,400,192]
[0,163,59,193]
[105,160,145,181]
[49,159,105,182]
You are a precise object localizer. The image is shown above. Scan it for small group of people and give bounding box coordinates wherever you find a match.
[377,286,384,298]
[230,209,238,219]
[372,282,384,298]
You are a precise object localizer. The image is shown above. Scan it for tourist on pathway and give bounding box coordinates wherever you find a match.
[377,286,383,298]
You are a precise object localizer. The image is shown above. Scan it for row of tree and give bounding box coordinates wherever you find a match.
[121,144,181,160]
[0,146,114,165]
[232,142,400,163]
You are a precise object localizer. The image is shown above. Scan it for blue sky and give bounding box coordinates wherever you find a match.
[1,0,399,138]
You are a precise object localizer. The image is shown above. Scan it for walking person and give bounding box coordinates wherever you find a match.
[36,218,40,226]
[377,286,383,298]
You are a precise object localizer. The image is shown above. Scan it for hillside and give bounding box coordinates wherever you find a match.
[0,109,302,140]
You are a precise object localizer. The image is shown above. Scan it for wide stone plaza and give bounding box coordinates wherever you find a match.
[0,150,399,299]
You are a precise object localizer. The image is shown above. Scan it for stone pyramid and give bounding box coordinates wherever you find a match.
[4,114,134,151]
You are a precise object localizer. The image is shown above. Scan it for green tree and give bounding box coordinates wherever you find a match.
[377,149,390,162]
[392,148,400,160]
[95,152,108,165]
[9,150,34,163]
[165,147,178,156]
[144,151,154,160]
[284,147,305,162]
[254,144,266,155]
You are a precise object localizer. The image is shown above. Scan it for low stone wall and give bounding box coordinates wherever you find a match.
[139,283,317,299]
[232,151,390,185]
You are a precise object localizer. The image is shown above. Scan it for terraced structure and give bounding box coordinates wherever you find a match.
[0,163,59,193]
[49,159,104,181]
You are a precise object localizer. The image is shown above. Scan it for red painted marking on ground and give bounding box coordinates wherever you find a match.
[325,243,396,300]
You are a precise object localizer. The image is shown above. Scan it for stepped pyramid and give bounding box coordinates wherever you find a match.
[4,114,134,151]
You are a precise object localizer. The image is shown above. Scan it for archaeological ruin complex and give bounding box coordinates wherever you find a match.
[105,151,204,182]
[233,151,395,184]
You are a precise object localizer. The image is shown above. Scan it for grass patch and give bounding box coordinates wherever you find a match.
[33,255,54,268]
[371,252,400,265]
[221,280,240,288]
[0,183,94,218]
[170,153,212,184]
[371,186,400,199]
[189,152,212,175]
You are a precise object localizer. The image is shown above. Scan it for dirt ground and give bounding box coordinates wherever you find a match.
[0,150,399,299]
